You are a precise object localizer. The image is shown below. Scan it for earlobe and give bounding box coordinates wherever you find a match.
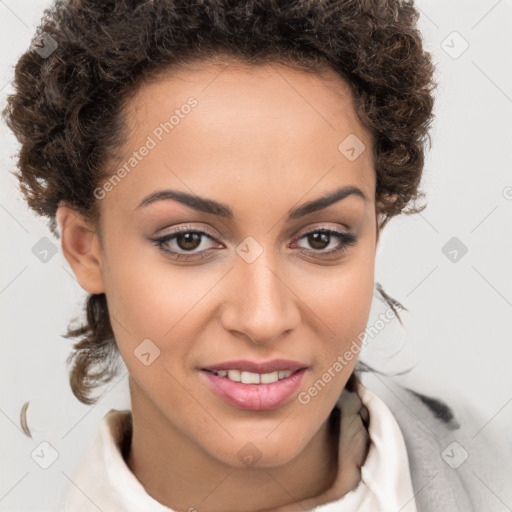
[56,202,105,294]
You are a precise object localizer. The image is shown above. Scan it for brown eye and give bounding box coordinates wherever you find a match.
[307,231,331,250]
[150,228,220,261]
[150,225,357,262]
[293,228,358,258]
[175,232,203,251]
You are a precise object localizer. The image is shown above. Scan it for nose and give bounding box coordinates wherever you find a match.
[218,253,301,345]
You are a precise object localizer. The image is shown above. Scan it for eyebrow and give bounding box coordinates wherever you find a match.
[136,185,367,221]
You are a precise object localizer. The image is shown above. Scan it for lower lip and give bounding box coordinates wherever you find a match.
[201,369,307,411]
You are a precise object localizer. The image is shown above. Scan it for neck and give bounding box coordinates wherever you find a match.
[125,386,357,512]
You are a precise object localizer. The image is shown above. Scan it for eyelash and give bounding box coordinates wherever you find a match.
[150,225,358,262]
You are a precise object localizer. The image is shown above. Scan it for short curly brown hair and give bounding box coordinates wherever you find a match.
[3,0,437,406]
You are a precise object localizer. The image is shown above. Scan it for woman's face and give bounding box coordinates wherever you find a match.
[79,61,378,468]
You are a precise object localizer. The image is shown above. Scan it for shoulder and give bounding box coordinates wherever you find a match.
[357,370,512,512]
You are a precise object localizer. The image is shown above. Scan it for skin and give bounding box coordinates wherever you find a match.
[57,60,379,512]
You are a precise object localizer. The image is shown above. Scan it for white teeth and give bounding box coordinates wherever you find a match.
[260,371,279,384]
[241,371,260,384]
[227,370,241,382]
[214,369,295,384]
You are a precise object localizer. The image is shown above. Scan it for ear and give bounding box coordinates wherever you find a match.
[56,202,105,294]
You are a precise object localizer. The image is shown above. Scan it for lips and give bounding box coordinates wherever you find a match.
[200,359,309,411]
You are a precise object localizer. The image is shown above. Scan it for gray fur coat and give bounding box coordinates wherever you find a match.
[360,371,512,512]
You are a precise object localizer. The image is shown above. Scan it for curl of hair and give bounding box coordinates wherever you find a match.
[3,0,436,404]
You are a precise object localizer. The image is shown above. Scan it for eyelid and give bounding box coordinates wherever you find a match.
[292,222,351,239]
[155,223,220,240]
[150,221,357,262]
[153,221,351,246]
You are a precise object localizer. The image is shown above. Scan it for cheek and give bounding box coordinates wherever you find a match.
[303,246,375,343]
[101,243,223,382]
[101,232,202,334]
[333,265,375,334]
[309,265,373,394]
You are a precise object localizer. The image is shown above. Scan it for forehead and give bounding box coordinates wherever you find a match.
[103,60,375,216]
[124,59,370,144]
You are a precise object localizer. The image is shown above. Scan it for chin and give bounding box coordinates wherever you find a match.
[208,434,309,469]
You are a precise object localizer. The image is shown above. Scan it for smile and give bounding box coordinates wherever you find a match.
[206,369,295,384]
[201,367,307,411]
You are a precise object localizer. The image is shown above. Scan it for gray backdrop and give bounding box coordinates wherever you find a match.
[1,1,511,510]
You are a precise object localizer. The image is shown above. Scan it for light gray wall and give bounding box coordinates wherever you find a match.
[1,1,511,510]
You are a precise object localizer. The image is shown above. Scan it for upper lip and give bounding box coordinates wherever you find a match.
[202,359,308,374]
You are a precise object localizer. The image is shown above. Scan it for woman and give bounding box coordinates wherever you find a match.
[4,0,511,510]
